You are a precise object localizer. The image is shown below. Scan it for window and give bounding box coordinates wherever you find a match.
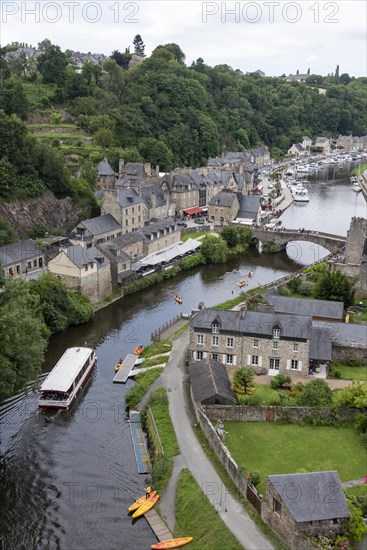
[138,205,141,212]
[132,207,134,213]
[226,354,234,364]
[33,259,37,267]
[212,323,219,334]
[211,353,218,361]
[126,220,128,226]
[293,343,299,352]
[251,356,259,366]
[132,218,135,224]
[273,498,281,515]
[269,358,280,370]
[85,265,88,271]
[273,328,280,339]
[272,341,278,351]
[197,351,203,360]
[253,339,259,348]
[27,261,32,269]
[138,216,141,223]
[291,360,299,370]
[212,336,219,346]
[227,337,234,348]
[197,334,204,345]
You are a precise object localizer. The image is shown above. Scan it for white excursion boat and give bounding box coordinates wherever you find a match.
[38,347,96,410]
[291,185,310,202]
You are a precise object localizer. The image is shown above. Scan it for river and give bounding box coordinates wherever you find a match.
[0,180,365,550]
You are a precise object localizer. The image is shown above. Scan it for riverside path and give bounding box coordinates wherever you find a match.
[161,331,274,550]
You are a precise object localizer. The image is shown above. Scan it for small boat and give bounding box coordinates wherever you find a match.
[115,358,124,372]
[133,345,144,355]
[132,494,160,518]
[248,272,253,277]
[238,280,247,287]
[151,537,193,549]
[128,491,158,513]
[174,295,183,304]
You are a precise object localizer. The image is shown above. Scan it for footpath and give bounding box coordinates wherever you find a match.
[159,332,274,550]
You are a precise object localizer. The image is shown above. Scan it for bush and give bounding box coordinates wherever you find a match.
[249,470,261,488]
[27,223,47,239]
[277,285,291,296]
[298,281,314,296]
[329,364,342,379]
[289,277,301,293]
[180,252,205,270]
[296,379,333,407]
[270,373,291,390]
[355,414,367,434]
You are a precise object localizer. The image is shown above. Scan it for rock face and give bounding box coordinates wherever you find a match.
[0,192,89,238]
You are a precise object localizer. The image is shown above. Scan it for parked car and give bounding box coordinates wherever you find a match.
[177,222,188,228]
[194,217,205,224]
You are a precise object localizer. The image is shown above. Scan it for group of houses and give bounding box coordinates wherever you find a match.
[188,295,366,549]
[288,135,367,156]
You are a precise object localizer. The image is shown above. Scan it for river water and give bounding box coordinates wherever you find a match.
[0,180,365,550]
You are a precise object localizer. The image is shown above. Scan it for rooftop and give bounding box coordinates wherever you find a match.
[40,347,95,392]
[0,239,43,266]
[267,296,344,320]
[189,358,236,404]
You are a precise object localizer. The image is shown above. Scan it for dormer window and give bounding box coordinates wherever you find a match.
[273,328,280,339]
[212,323,219,334]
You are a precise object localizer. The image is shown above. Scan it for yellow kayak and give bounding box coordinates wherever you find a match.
[128,491,157,513]
[132,494,159,518]
[151,537,193,549]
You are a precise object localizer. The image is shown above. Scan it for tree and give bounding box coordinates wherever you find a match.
[133,34,145,57]
[0,79,29,119]
[37,43,68,86]
[94,128,114,148]
[220,226,239,248]
[111,50,131,69]
[314,271,355,309]
[200,235,228,264]
[0,215,18,246]
[336,382,367,409]
[296,379,333,407]
[232,368,255,396]
[138,138,174,171]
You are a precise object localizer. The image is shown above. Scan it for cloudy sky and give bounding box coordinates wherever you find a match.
[1,0,366,76]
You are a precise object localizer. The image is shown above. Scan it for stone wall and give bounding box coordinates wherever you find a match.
[331,343,367,363]
[344,217,366,265]
[202,404,361,423]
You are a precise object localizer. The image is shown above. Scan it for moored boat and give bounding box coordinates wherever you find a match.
[38,347,96,410]
[132,494,160,518]
[151,537,193,549]
[128,490,158,513]
[114,358,124,372]
[133,345,144,355]
[238,280,247,287]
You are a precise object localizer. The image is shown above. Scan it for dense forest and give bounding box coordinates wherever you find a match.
[0,38,366,182]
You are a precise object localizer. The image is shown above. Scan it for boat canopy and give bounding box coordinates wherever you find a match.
[132,238,201,270]
[40,347,94,392]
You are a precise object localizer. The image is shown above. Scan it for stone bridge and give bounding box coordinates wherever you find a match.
[251,228,346,255]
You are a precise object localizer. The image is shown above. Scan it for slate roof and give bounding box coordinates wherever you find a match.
[309,326,332,361]
[209,190,238,208]
[191,309,312,340]
[97,242,131,263]
[237,195,261,219]
[0,239,43,266]
[140,218,177,238]
[97,159,115,176]
[291,143,304,152]
[117,188,145,207]
[312,321,367,346]
[64,245,109,269]
[108,232,146,247]
[268,471,349,522]
[267,296,344,320]
[141,185,166,209]
[189,358,236,404]
[79,214,121,236]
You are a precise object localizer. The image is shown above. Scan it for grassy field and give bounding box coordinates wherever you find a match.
[144,388,180,493]
[224,422,366,494]
[331,363,367,381]
[140,340,172,358]
[23,82,56,107]
[174,469,243,550]
[344,484,367,498]
[181,231,207,241]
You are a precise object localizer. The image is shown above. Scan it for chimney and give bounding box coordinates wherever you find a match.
[144,163,152,177]
[239,303,247,319]
[118,159,124,174]
[156,165,160,176]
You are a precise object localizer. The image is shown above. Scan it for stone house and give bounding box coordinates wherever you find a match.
[285,73,309,83]
[101,188,147,234]
[208,190,240,224]
[235,195,261,226]
[249,146,271,167]
[97,159,116,189]
[336,135,354,150]
[313,137,331,154]
[0,239,45,278]
[161,172,200,213]
[288,143,307,157]
[140,185,174,221]
[48,245,112,303]
[302,136,312,149]
[138,219,181,255]
[189,358,236,405]
[262,472,349,550]
[115,161,160,188]
[189,308,312,377]
[69,214,122,249]
[97,241,133,290]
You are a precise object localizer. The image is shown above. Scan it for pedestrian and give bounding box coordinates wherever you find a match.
[145,486,151,499]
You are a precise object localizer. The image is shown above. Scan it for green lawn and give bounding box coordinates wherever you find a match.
[174,469,243,550]
[224,422,366,494]
[140,340,172,358]
[332,364,367,381]
[124,368,163,408]
[181,231,206,242]
[345,484,367,498]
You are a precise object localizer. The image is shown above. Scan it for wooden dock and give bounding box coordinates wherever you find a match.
[113,354,138,383]
[129,411,150,474]
[145,509,173,541]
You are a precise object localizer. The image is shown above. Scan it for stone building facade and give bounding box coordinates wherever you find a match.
[101,189,147,234]
[208,190,240,224]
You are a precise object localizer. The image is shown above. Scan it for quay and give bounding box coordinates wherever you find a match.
[113,354,138,383]
[145,509,173,542]
[151,312,189,342]
[129,411,150,474]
